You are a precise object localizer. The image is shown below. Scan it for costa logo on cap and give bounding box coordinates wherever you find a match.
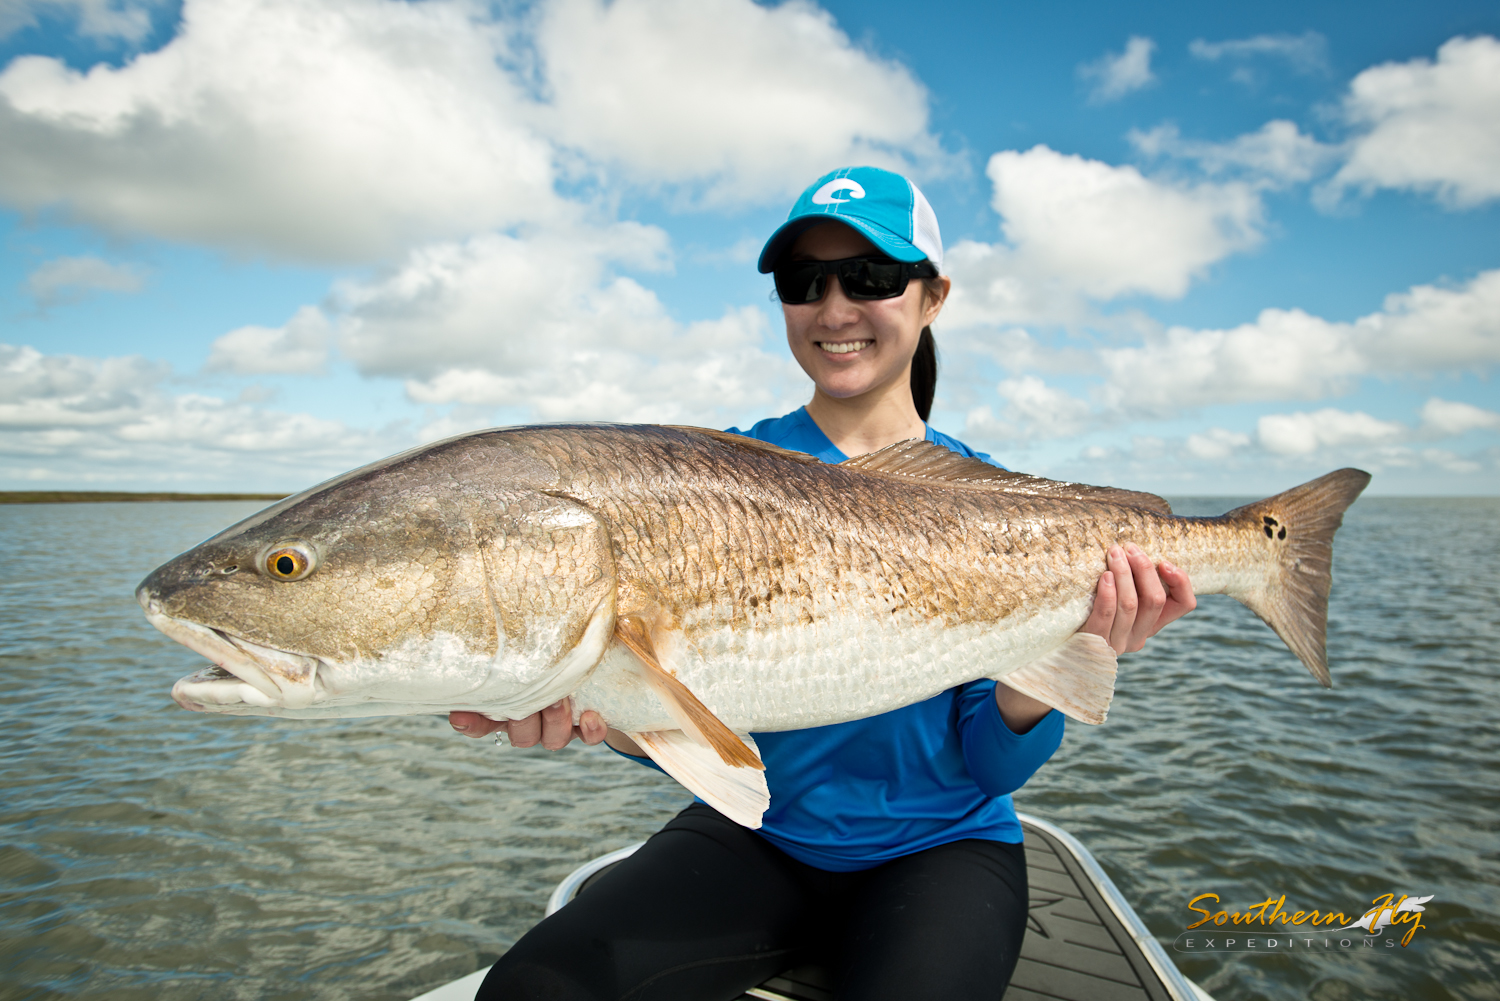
[811,179,866,205]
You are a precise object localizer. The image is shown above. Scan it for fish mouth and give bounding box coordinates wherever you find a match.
[145,610,324,711]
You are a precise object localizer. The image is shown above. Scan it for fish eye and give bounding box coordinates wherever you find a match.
[263,544,316,581]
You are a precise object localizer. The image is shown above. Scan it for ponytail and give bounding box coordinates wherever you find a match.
[911,326,938,422]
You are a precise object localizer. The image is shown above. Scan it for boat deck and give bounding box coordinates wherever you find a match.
[411,814,1209,1001]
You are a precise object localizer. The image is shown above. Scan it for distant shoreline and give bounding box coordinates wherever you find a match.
[0,491,288,504]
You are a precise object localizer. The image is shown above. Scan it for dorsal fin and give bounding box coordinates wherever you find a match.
[840,439,1173,515]
[668,426,1171,515]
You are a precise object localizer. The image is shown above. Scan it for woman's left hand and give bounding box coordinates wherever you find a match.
[1081,544,1197,655]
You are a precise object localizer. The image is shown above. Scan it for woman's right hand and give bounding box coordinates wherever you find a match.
[449,698,607,749]
[449,700,644,756]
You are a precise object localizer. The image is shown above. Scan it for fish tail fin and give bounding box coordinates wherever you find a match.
[1224,468,1371,687]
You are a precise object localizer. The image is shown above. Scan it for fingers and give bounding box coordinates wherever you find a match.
[1081,569,1118,641]
[1124,544,1166,653]
[539,698,575,750]
[577,710,608,746]
[1106,545,1139,654]
[507,711,542,747]
[449,711,506,738]
[1155,560,1198,629]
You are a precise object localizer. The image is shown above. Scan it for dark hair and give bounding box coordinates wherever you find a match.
[911,326,937,422]
[910,274,944,422]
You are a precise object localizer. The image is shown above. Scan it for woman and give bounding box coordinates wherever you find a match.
[451,166,1196,1000]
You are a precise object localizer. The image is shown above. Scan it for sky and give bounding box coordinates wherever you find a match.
[1,0,1497,496]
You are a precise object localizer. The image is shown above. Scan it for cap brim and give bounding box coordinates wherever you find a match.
[757,214,928,273]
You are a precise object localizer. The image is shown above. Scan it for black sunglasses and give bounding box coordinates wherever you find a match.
[774,256,938,304]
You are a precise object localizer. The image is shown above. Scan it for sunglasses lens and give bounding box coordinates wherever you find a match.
[838,259,908,300]
[774,264,826,304]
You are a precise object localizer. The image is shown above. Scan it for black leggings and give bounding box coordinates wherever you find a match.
[478,803,1029,1001]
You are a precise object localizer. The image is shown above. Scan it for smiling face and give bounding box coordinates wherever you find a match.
[780,222,947,404]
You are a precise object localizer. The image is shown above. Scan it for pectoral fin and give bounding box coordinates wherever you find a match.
[614,615,763,771]
[627,729,769,829]
[999,632,1118,725]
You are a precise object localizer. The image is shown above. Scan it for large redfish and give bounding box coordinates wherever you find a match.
[137,425,1370,826]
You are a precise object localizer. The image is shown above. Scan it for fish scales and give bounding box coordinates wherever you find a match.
[512,432,1231,729]
[139,425,1368,823]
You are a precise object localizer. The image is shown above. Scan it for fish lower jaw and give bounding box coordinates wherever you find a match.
[173,665,286,710]
[149,610,324,711]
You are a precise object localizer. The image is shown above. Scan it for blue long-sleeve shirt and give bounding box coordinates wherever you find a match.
[617,408,1064,871]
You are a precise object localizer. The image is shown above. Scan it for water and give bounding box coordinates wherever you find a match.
[1,498,1496,1000]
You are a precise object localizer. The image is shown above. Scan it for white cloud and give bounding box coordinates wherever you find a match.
[1419,397,1500,436]
[0,343,387,486]
[987,147,1261,300]
[0,342,166,428]
[1256,408,1404,455]
[1129,120,1337,187]
[1245,400,1500,466]
[1362,268,1500,368]
[206,305,332,375]
[334,227,804,425]
[942,145,1263,327]
[335,224,671,380]
[1101,306,1362,415]
[535,0,937,203]
[402,307,796,425]
[961,375,1092,444]
[1099,269,1500,416]
[1188,32,1328,75]
[26,253,145,306]
[0,0,563,261]
[1157,399,1498,468]
[1416,448,1484,475]
[999,376,1091,438]
[1185,427,1251,460]
[1080,36,1156,103]
[961,405,1010,443]
[0,0,942,261]
[0,0,156,41]
[1326,35,1500,209]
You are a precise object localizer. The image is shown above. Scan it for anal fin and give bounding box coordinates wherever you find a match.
[615,615,763,771]
[999,632,1118,725]
[628,729,769,829]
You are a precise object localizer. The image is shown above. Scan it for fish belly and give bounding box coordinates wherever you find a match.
[572,594,1096,733]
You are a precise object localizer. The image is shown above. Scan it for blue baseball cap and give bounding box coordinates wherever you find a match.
[757,166,943,274]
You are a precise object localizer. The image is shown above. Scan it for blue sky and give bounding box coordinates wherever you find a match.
[1,0,1497,495]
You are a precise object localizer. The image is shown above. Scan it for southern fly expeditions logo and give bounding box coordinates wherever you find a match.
[1172,892,1435,953]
